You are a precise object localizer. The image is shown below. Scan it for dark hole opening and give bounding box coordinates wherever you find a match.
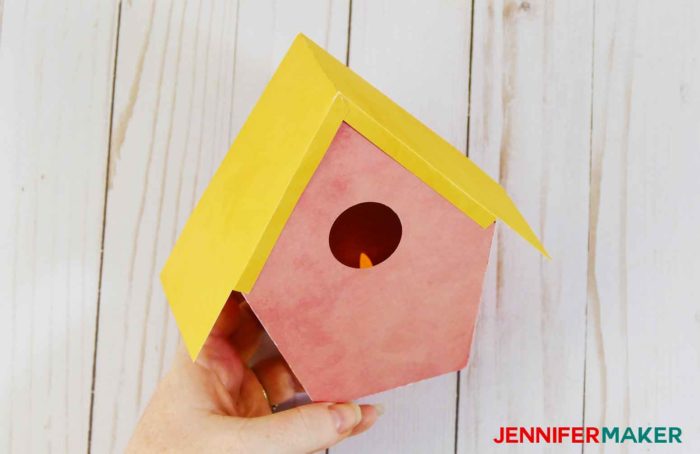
[328,202,402,269]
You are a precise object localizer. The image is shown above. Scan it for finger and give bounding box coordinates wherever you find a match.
[231,302,264,362]
[252,356,303,406]
[237,402,364,452]
[170,294,248,404]
[163,342,243,414]
[209,291,246,338]
[350,404,383,436]
[235,368,274,417]
[197,336,247,407]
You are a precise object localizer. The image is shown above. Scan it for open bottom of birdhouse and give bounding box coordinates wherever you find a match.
[243,122,494,402]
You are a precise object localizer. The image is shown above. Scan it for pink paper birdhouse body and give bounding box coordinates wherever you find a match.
[246,123,494,401]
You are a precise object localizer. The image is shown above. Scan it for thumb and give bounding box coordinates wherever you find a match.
[238,402,362,453]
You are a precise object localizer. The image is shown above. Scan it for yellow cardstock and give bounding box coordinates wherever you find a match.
[161,34,548,360]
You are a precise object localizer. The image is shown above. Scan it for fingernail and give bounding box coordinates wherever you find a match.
[374,404,385,416]
[329,403,362,433]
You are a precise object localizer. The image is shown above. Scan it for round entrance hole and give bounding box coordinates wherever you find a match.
[328,202,402,269]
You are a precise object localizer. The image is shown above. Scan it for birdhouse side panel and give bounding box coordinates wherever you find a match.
[245,122,494,401]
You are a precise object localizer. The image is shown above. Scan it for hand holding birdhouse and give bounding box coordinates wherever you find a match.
[128,293,381,453]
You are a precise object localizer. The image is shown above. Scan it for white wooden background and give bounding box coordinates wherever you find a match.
[2,0,699,453]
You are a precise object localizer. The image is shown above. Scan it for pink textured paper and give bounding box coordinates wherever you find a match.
[246,123,494,401]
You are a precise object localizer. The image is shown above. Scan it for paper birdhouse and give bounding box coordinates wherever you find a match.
[161,34,547,402]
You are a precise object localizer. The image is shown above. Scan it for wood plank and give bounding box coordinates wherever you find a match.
[458,1,593,452]
[584,1,700,452]
[0,1,118,452]
[89,1,349,452]
[229,0,350,141]
[331,1,472,452]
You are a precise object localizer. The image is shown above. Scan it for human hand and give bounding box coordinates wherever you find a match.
[128,292,382,453]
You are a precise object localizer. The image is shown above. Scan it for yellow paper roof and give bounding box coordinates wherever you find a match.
[162,34,548,359]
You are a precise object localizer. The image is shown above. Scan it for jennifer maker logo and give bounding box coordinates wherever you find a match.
[494,426,682,445]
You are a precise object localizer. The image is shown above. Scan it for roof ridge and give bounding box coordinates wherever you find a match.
[295,33,342,93]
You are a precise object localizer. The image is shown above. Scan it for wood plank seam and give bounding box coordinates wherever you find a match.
[454,1,478,453]
[581,1,597,453]
[87,2,124,453]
